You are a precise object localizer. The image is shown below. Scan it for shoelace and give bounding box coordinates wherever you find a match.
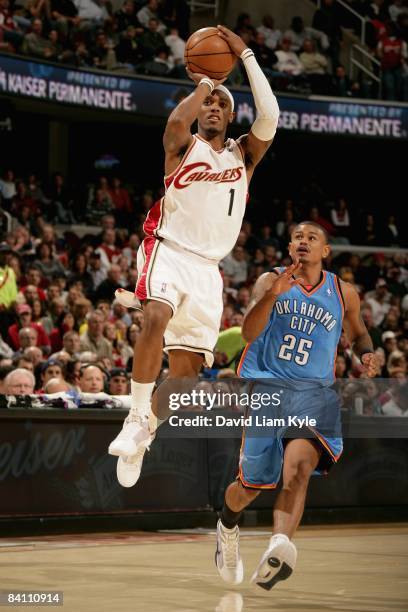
[221,528,239,568]
[124,406,148,427]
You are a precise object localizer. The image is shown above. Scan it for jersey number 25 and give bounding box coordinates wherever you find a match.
[278,334,313,366]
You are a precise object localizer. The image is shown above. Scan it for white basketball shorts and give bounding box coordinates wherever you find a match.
[136,237,223,367]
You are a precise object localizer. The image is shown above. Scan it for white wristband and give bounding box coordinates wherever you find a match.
[199,77,215,93]
[240,48,255,62]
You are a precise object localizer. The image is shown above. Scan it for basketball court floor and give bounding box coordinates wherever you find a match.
[0,524,407,611]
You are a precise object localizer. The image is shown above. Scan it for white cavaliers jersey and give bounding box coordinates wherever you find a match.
[143,134,248,262]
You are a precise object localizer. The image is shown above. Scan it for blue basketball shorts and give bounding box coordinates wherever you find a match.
[238,382,343,489]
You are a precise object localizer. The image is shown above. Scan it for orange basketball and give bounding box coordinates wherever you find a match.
[184,27,236,80]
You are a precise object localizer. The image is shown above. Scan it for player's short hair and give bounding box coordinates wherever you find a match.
[291,221,329,244]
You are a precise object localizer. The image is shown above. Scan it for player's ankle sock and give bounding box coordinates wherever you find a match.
[130,380,155,418]
[220,502,243,529]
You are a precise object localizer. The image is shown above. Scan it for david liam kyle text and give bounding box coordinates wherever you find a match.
[168,415,317,427]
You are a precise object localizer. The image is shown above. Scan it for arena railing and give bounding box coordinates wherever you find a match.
[315,0,367,45]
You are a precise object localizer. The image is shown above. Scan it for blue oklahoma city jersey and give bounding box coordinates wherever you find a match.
[239,270,344,385]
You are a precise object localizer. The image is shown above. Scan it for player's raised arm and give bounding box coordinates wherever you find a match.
[217,25,280,176]
[163,71,226,172]
[242,263,303,342]
[341,281,379,377]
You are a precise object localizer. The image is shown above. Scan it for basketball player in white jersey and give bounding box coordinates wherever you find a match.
[108,26,280,490]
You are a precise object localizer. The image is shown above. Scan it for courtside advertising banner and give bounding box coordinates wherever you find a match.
[0,54,407,139]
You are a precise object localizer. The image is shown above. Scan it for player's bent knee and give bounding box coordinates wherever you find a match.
[284,460,315,489]
[143,302,172,334]
[238,480,261,502]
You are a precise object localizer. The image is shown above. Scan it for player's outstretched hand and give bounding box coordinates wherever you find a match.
[361,352,379,378]
[217,25,248,57]
[266,262,303,299]
[186,68,226,88]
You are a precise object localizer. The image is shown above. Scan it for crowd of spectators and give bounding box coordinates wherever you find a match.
[0,163,407,416]
[1,0,407,100]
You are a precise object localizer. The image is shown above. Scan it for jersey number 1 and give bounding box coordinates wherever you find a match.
[228,189,235,216]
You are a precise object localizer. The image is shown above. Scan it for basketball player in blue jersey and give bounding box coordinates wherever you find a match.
[215,221,379,591]
[108,27,281,489]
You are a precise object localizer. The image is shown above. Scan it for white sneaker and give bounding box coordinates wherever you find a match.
[108,409,153,488]
[115,288,142,310]
[251,533,297,592]
[215,519,244,585]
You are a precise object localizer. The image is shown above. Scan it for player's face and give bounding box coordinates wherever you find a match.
[198,92,233,135]
[289,225,330,264]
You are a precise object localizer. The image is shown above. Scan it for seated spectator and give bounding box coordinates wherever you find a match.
[330,198,351,241]
[221,246,248,286]
[39,358,65,391]
[11,181,38,217]
[0,243,18,308]
[88,251,106,290]
[95,228,121,271]
[8,304,50,353]
[94,264,122,301]
[299,38,330,93]
[284,16,329,54]
[137,0,166,33]
[330,64,361,97]
[3,368,35,395]
[122,233,139,267]
[0,169,16,205]
[381,214,401,246]
[143,45,172,76]
[360,212,378,245]
[49,310,76,352]
[0,0,24,50]
[90,29,117,70]
[361,305,383,348]
[30,297,53,335]
[73,0,107,25]
[309,206,336,237]
[14,326,38,356]
[234,12,257,39]
[86,188,114,224]
[67,252,94,297]
[79,363,105,393]
[80,310,113,361]
[250,31,278,79]
[366,279,392,326]
[139,17,166,60]
[34,241,66,278]
[165,27,186,66]
[108,367,129,395]
[274,37,304,76]
[115,0,143,33]
[62,330,81,357]
[115,24,143,67]
[22,18,56,59]
[46,172,76,223]
[13,354,35,372]
[257,14,281,50]
[24,346,44,368]
[50,0,79,38]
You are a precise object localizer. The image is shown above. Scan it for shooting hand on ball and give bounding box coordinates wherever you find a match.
[217,25,247,57]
